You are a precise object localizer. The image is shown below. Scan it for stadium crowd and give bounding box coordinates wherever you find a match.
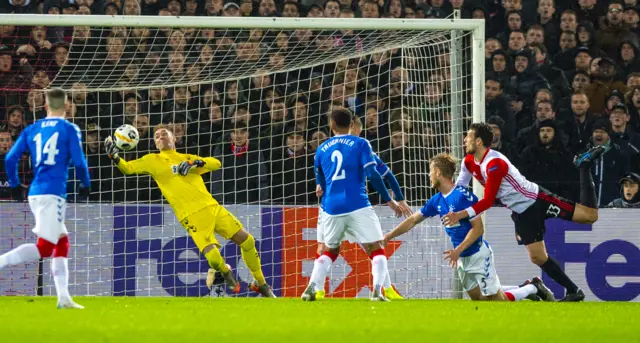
[1,0,640,209]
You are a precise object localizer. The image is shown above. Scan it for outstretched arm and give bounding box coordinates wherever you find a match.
[384,211,426,243]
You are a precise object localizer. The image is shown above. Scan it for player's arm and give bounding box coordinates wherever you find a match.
[104,136,154,175]
[176,155,222,176]
[376,155,412,217]
[314,154,326,197]
[443,217,484,267]
[455,158,473,187]
[384,211,426,242]
[443,159,507,226]
[68,125,91,189]
[4,129,28,193]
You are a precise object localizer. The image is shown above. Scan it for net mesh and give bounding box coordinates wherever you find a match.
[0,20,475,298]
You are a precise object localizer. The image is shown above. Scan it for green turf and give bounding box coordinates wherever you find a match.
[0,297,639,343]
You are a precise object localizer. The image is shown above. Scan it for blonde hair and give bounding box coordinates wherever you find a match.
[430,153,457,179]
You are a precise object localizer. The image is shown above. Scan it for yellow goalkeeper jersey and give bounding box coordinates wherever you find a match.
[116,150,222,221]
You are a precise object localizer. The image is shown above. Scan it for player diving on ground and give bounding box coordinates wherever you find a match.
[104,124,276,297]
[1,88,90,309]
[385,153,554,301]
[314,113,411,300]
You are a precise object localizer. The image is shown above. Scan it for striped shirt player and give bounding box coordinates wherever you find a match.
[386,153,555,302]
[0,89,90,309]
[443,122,602,302]
[302,107,402,302]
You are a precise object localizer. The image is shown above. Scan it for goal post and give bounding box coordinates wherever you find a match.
[0,14,485,298]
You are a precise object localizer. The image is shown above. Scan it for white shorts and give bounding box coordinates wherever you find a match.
[28,195,68,244]
[316,209,326,244]
[322,207,383,249]
[457,241,501,296]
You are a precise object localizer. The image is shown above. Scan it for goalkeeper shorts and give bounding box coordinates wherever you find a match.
[180,205,243,251]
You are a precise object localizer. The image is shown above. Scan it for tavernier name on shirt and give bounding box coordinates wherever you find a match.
[320,137,355,152]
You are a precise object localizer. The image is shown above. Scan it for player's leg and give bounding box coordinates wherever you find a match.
[525,241,583,301]
[303,215,343,301]
[572,146,604,224]
[361,243,403,299]
[462,242,504,301]
[349,207,388,301]
[51,233,83,309]
[314,212,327,299]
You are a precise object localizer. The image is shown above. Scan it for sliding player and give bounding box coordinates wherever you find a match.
[104,125,276,297]
[302,108,403,301]
[314,115,411,300]
[1,89,90,309]
[443,122,601,302]
[385,153,554,301]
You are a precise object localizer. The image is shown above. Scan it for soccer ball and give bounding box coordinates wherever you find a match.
[113,124,139,151]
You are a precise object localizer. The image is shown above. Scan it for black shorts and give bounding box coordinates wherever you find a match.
[511,187,576,246]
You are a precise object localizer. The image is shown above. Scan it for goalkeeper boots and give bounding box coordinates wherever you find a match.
[250,280,277,298]
[384,286,404,300]
[207,265,240,294]
[560,289,586,302]
[301,283,318,301]
[574,145,607,168]
[530,277,555,302]
[57,298,84,310]
[371,285,390,302]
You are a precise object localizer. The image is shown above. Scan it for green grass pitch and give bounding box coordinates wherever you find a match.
[1,297,639,343]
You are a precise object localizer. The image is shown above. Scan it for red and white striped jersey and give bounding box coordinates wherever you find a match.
[455,149,539,215]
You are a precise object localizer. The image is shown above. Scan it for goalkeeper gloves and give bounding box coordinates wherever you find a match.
[177,159,205,176]
[104,136,121,164]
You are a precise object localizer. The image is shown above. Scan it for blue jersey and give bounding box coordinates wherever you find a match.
[315,135,376,215]
[374,154,390,177]
[5,117,90,198]
[420,186,483,257]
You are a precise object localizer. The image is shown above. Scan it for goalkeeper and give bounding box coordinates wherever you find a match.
[104,125,276,298]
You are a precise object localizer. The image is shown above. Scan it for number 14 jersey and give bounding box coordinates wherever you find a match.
[6,117,90,198]
[314,134,376,215]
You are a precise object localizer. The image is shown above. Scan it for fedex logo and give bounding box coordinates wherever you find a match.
[112,206,402,297]
[543,219,640,301]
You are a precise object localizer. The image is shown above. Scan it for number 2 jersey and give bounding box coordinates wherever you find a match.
[315,134,377,215]
[5,117,90,198]
[420,186,483,257]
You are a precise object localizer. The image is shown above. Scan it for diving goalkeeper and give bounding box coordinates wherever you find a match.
[104,125,276,298]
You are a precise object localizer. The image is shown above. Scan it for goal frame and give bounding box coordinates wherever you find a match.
[1,14,486,298]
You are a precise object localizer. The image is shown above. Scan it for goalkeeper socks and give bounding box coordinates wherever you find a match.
[204,248,229,273]
[240,235,266,286]
[579,167,597,208]
[540,256,579,293]
[52,257,71,301]
[370,249,388,289]
[310,251,337,289]
[504,284,536,301]
[0,243,41,268]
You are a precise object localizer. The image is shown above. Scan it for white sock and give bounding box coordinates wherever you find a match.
[309,255,333,291]
[505,284,537,301]
[52,257,71,301]
[502,285,519,292]
[0,244,41,268]
[383,271,392,289]
[371,255,388,290]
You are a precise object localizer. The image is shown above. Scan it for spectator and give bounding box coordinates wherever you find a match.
[363,105,389,153]
[485,38,502,71]
[585,57,628,113]
[290,96,316,138]
[530,42,570,100]
[485,78,515,141]
[515,100,563,151]
[487,115,517,160]
[575,0,600,25]
[588,118,630,207]
[496,10,524,46]
[257,0,276,17]
[553,31,579,71]
[535,0,558,55]
[506,30,526,56]
[577,21,606,58]
[561,91,594,154]
[2,104,24,142]
[309,130,328,152]
[0,131,14,199]
[488,49,512,87]
[617,40,640,81]
[83,123,113,201]
[211,124,268,204]
[509,48,551,122]
[518,119,578,200]
[132,113,152,154]
[270,129,314,205]
[609,103,640,170]
[607,172,640,208]
[222,2,241,16]
[596,1,640,59]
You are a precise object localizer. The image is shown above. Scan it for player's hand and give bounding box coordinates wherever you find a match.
[315,184,324,198]
[442,211,462,227]
[78,186,91,197]
[386,200,403,218]
[443,248,461,268]
[10,186,24,202]
[177,159,205,176]
[397,200,413,218]
[104,136,120,163]
[382,233,392,247]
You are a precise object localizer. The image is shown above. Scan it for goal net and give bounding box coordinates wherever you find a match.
[0,15,484,298]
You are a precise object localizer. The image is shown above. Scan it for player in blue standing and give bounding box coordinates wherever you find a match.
[384,153,555,301]
[1,89,90,309]
[302,107,403,302]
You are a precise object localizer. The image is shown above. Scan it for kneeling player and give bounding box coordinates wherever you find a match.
[105,125,275,297]
[384,153,554,301]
